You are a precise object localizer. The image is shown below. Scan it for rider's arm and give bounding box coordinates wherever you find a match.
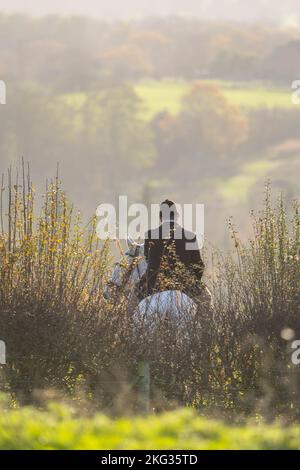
[189,236,205,281]
[144,231,150,261]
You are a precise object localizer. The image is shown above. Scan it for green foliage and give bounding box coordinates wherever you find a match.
[0,165,114,404]
[210,188,300,419]
[180,82,249,157]
[0,83,155,210]
[82,85,155,168]
[0,402,299,450]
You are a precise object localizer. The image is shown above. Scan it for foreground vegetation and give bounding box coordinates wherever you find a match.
[0,402,299,450]
[0,167,299,422]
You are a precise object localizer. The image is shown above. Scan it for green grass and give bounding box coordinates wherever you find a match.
[217,159,279,204]
[135,80,294,119]
[135,80,190,118]
[61,80,294,122]
[0,402,299,450]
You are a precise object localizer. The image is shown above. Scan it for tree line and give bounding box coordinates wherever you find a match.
[1,14,300,88]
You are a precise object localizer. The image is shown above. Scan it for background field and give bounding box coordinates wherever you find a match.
[135,80,294,119]
[61,81,297,122]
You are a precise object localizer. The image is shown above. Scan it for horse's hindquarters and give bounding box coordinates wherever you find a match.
[136,290,196,324]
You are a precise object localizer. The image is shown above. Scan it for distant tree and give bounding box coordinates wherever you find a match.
[263,40,300,83]
[179,82,248,158]
[151,111,183,172]
[128,31,171,78]
[40,46,99,92]
[0,85,69,173]
[0,83,156,212]
[100,44,152,80]
[210,50,259,80]
[243,108,300,153]
[81,84,155,199]
[151,83,248,182]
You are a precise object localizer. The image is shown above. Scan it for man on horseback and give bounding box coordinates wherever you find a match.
[139,200,204,301]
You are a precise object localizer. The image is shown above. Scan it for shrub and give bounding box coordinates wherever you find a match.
[0,164,111,404]
[210,187,300,418]
[0,166,299,421]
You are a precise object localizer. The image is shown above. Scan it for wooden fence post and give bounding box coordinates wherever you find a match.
[137,361,150,414]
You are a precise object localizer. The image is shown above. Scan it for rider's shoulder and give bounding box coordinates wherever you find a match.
[145,225,197,241]
[181,227,197,242]
[145,227,160,240]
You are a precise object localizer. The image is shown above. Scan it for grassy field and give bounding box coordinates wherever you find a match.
[135,80,293,119]
[0,402,299,450]
[62,80,294,122]
[216,159,279,204]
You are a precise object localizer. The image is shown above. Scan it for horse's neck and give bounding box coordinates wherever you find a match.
[111,264,123,287]
[110,239,147,291]
[129,258,147,284]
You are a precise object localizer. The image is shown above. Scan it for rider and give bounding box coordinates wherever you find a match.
[139,199,204,300]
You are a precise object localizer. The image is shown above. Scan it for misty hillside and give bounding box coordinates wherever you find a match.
[0,0,300,23]
[0,13,299,248]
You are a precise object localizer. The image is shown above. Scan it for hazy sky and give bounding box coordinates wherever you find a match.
[0,0,299,24]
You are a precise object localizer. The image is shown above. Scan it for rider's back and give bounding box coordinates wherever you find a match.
[143,221,204,297]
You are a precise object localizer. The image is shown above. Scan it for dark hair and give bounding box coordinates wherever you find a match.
[159,199,178,221]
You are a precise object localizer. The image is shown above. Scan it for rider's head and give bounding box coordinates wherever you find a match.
[159,199,178,223]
